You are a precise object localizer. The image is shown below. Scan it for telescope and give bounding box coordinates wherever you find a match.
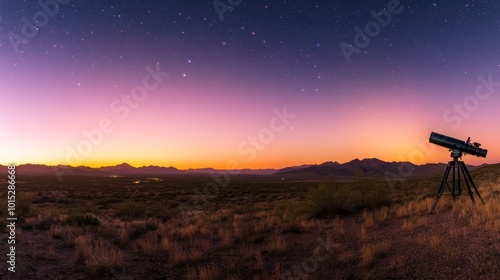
[428,132,486,213]
[429,132,487,158]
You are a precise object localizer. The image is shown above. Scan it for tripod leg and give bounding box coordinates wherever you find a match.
[446,161,455,195]
[456,161,461,196]
[431,162,452,213]
[458,162,475,203]
[460,162,485,204]
[451,162,456,199]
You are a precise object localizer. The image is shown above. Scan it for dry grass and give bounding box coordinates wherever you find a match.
[255,252,265,271]
[298,219,317,231]
[218,226,233,248]
[360,225,368,241]
[362,210,374,228]
[199,264,219,280]
[48,225,86,243]
[440,246,461,266]
[337,249,358,264]
[136,231,159,254]
[24,213,64,230]
[401,219,413,231]
[393,198,434,218]
[389,255,404,270]
[428,234,442,249]
[74,235,124,274]
[178,224,198,240]
[48,225,65,239]
[468,255,484,274]
[402,216,427,231]
[269,263,283,280]
[416,234,443,252]
[185,266,198,280]
[267,235,287,254]
[161,236,171,251]
[116,227,129,245]
[185,264,219,280]
[360,241,390,267]
[169,243,204,265]
[374,207,390,223]
[451,182,500,232]
[331,216,345,236]
[415,232,461,267]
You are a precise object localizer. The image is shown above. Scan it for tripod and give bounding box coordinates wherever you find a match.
[430,149,484,213]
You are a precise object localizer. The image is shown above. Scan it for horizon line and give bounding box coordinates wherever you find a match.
[1,157,493,170]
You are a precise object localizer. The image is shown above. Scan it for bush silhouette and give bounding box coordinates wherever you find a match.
[66,214,100,227]
[307,180,391,217]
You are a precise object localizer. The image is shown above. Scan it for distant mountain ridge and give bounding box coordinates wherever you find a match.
[97,163,180,175]
[0,163,276,176]
[274,158,481,179]
[0,158,484,177]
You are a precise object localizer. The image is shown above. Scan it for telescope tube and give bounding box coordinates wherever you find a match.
[429,132,487,158]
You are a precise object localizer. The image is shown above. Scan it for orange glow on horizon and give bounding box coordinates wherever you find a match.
[3,82,499,169]
[5,150,498,170]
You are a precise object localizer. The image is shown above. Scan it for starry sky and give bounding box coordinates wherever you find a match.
[1,0,499,169]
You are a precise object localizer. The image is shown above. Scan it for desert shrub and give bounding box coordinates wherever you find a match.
[48,225,86,241]
[275,200,309,222]
[230,203,252,215]
[23,212,63,230]
[147,202,178,220]
[306,182,356,216]
[115,201,146,219]
[128,220,158,240]
[0,192,33,219]
[16,193,33,218]
[67,214,100,227]
[306,180,391,217]
[136,231,160,254]
[49,225,65,239]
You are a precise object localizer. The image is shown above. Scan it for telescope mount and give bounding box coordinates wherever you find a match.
[430,149,485,213]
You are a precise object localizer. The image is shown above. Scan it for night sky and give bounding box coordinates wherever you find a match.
[1,0,499,168]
